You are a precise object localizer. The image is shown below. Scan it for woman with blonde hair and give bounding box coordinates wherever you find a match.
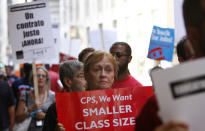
[15,66,55,131]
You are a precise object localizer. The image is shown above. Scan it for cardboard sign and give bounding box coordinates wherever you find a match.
[89,29,117,52]
[56,87,153,131]
[8,0,58,63]
[147,26,175,62]
[69,39,81,58]
[151,58,205,131]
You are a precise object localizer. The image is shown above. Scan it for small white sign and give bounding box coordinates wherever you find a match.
[151,58,205,131]
[89,29,117,52]
[8,0,58,63]
[69,39,81,58]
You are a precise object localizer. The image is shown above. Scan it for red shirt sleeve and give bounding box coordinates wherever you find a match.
[135,95,162,131]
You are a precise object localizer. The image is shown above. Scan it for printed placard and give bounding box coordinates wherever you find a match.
[151,58,205,131]
[8,0,58,63]
[147,26,175,62]
[56,87,153,131]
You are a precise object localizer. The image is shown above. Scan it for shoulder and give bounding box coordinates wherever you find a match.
[48,90,55,102]
[48,90,55,96]
[128,75,143,86]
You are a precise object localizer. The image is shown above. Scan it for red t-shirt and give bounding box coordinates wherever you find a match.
[112,75,143,88]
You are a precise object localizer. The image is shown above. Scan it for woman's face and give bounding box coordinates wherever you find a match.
[86,56,115,90]
[37,69,47,88]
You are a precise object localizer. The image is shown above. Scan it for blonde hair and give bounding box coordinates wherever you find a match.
[29,66,50,90]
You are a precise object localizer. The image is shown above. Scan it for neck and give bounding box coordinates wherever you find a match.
[38,86,46,94]
[117,70,129,80]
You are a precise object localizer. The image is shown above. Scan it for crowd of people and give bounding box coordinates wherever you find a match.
[0,0,204,130]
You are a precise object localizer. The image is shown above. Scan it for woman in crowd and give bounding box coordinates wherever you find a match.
[15,66,55,131]
[84,50,118,90]
[56,51,118,131]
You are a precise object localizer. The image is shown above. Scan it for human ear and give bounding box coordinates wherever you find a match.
[63,77,72,92]
[128,56,132,63]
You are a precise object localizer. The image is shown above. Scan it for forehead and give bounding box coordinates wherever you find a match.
[93,56,113,66]
[110,45,126,52]
[37,68,46,74]
[74,68,83,75]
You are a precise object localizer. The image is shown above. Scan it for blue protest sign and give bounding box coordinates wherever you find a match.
[147,26,175,62]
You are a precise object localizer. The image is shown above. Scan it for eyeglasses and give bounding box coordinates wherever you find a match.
[37,74,46,78]
[111,52,129,58]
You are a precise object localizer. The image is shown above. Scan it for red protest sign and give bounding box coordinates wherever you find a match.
[55,86,153,131]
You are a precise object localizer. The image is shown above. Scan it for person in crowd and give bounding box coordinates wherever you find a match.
[5,65,18,87]
[45,64,62,93]
[44,51,117,131]
[15,66,55,131]
[176,36,195,63]
[12,63,32,110]
[109,42,143,88]
[136,0,205,130]
[0,80,15,131]
[84,50,118,90]
[78,47,95,63]
[43,60,86,131]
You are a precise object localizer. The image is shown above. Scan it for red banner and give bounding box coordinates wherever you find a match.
[56,86,153,131]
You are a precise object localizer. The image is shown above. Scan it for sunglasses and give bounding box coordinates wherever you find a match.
[111,52,129,58]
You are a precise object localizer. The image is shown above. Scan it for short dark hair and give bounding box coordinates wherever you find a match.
[176,36,187,60]
[110,42,132,56]
[78,48,95,62]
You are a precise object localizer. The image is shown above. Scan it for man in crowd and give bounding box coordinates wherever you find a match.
[12,63,32,110]
[0,79,15,131]
[43,60,87,131]
[109,42,143,88]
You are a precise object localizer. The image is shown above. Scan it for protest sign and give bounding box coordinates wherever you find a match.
[56,86,153,131]
[147,26,175,62]
[8,0,58,63]
[89,29,117,52]
[69,39,81,58]
[151,58,205,131]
